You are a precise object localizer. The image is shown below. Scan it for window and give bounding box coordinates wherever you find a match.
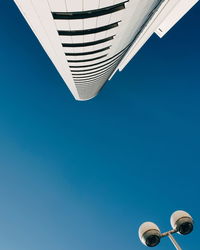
[62,36,114,47]
[67,54,107,63]
[69,47,127,68]
[65,46,110,56]
[72,62,118,77]
[74,70,113,83]
[58,22,119,36]
[52,1,128,20]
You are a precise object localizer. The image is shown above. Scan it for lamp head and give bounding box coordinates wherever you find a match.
[138,222,161,247]
[170,210,194,235]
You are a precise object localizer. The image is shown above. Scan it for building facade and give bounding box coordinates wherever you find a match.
[13,0,199,100]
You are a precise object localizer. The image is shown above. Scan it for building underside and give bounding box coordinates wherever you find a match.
[13,0,199,100]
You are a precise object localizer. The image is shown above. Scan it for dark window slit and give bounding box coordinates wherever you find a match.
[65,46,110,56]
[72,63,118,77]
[70,57,120,72]
[67,54,107,63]
[74,68,111,79]
[58,22,119,36]
[75,65,117,85]
[73,66,119,81]
[74,72,110,85]
[69,48,127,68]
[73,68,114,80]
[52,1,128,20]
[74,51,129,84]
[72,62,118,78]
[62,36,114,47]
[74,72,111,83]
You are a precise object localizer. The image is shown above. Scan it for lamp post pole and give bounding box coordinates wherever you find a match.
[168,233,182,250]
[161,230,182,250]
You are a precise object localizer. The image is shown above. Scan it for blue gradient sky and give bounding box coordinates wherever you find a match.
[0,2,199,250]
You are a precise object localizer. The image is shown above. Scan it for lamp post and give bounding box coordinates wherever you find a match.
[138,210,194,249]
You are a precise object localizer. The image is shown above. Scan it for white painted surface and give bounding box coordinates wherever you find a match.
[155,0,199,38]
[83,0,99,11]
[13,0,199,100]
[13,0,80,99]
[66,0,83,12]
[48,0,66,11]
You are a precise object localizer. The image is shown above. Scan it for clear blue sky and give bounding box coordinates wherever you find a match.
[0,2,199,250]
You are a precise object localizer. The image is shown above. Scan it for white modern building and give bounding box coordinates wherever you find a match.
[13,0,199,101]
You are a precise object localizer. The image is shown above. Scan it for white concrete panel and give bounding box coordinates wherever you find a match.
[83,17,98,29]
[55,20,70,30]
[64,47,86,53]
[59,36,75,43]
[68,55,108,67]
[66,51,109,61]
[155,0,199,38]
[70,36,84,43]
[106,0,162,71]
[108,0,164,59]
[95,32,106,40]
[82,45,94,52]
[48,0,66,11]
[69,20,83,45]
[97,14,111,27]
[99,0,114,8]
[13,0,80,99]
[108,67,118,80]
[87,41,112,51]
[118,0,181,71]
[14,0,198,100]
[71,61,112,72]
[62,47,75,53]
[69,20,83,30]
[13,1,54,59]
[104,27,118,38]
[114,0,126,3]
[66,0,83,11]
[109,9,126,23]
[83,0,99,10]
[83,34,96,43]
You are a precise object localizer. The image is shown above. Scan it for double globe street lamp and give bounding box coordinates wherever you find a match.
[138,210,194,249]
